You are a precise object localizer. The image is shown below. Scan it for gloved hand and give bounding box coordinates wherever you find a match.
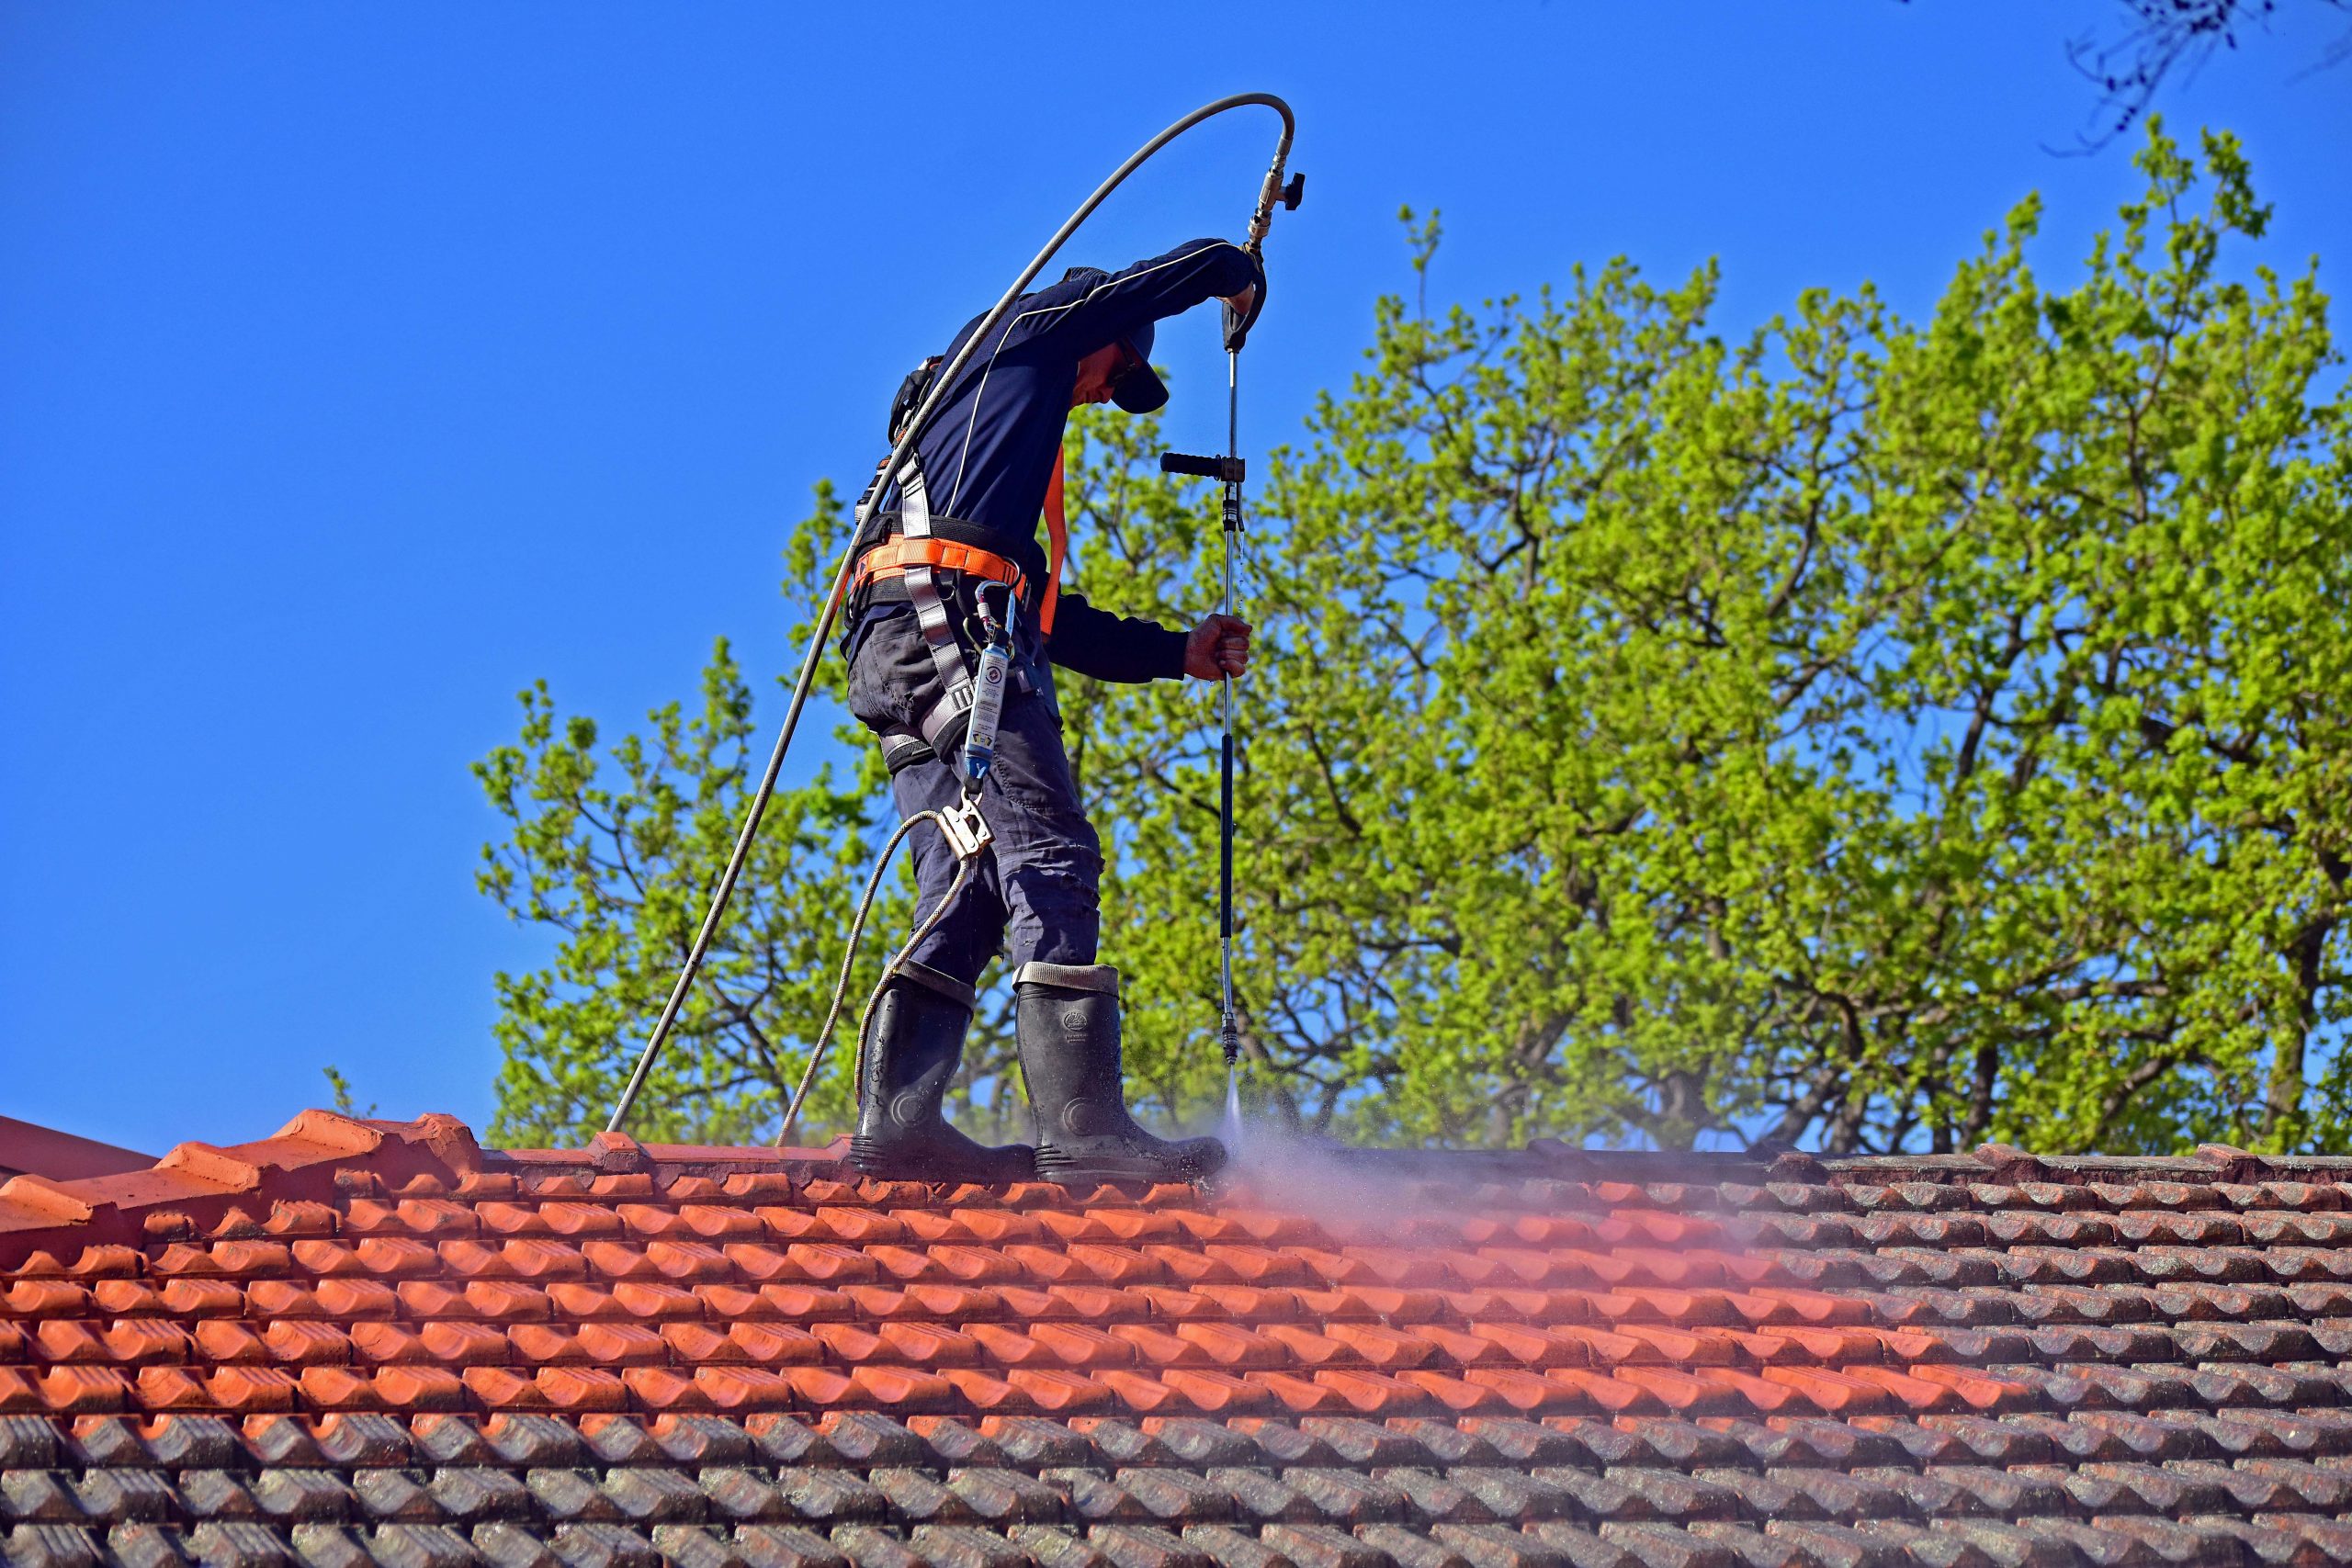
[1221,249,1268,353]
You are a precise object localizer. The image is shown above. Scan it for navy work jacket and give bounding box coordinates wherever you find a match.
[861,237,1258,683]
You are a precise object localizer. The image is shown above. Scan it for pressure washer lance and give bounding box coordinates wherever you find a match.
[1159,445,1250,1076]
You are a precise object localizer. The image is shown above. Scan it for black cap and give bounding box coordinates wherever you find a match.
[1112,318,1168,414]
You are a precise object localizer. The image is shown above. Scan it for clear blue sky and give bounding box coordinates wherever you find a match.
[5,4,2346,1156]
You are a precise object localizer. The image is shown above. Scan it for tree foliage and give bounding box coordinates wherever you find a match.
[479,126,2348,1155]
[472,498,896,1146]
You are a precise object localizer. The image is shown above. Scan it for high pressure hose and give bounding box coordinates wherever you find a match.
[605,93,1300,1137]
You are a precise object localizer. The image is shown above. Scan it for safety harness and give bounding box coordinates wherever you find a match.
[853,444,1070,776]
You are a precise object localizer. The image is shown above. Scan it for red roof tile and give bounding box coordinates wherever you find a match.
[17,1112,2352,1562]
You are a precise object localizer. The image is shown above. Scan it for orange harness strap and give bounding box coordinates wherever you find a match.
[1041,446,1068,637]
[854,536,1026,595]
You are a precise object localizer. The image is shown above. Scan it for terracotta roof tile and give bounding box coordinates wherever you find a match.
[28,1111,2352,1561]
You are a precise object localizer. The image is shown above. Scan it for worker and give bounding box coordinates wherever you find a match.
[841,238,1264,1186]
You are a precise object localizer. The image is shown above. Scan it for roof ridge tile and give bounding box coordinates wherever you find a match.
[0,1111,488,1272]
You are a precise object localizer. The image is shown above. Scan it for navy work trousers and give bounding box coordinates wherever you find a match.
[844,610,1102,988]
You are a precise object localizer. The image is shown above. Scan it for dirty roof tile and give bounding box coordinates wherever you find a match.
[22,1111,2352,1560]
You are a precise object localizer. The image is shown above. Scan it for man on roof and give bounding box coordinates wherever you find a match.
[840,238,1263,1187]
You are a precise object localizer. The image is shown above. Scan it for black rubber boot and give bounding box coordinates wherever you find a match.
[848,961,1034,1184]
[1013,962,1227,1185]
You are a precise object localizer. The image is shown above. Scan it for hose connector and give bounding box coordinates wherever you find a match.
[1245,164,1305,254]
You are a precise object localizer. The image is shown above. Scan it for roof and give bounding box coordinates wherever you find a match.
[0,1116,154,1184]
[8,1114,2352,1568]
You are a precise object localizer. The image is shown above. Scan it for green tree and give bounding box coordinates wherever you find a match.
[480,124,2348,1155]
